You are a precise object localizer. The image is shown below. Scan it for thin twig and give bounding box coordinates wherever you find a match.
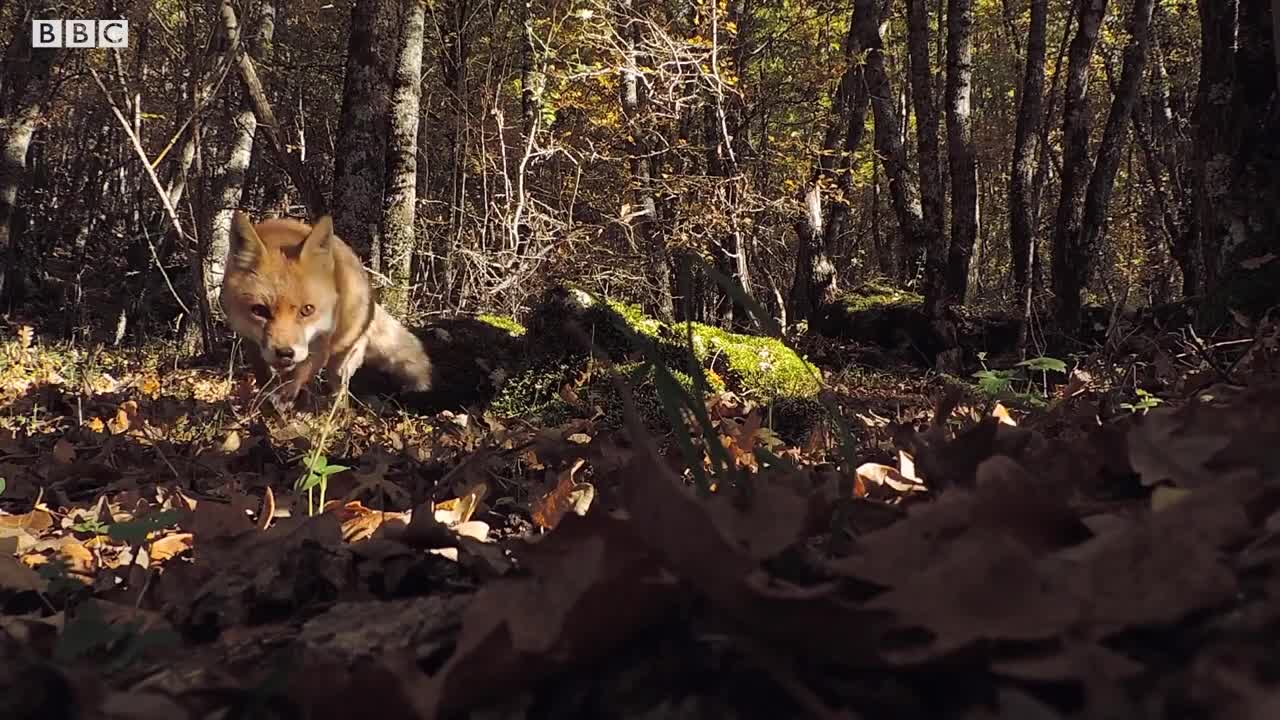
[88,66,194,320]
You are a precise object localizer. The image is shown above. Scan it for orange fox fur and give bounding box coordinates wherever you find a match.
[218,211,433,409]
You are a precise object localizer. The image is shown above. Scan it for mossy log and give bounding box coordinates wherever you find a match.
[489,286,824,432]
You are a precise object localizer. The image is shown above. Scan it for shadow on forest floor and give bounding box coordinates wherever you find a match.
[4,311,1280,719]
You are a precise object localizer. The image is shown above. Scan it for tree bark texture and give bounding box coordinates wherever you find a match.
[1192,0,1239,296]
[1049,0,1108,332]
[906,0,946,312]
[944,0,978,303]
[1066,0,1155,327]
[333,0,398,259]
[1008,0,1048,303]
[437,0,472,307]
[1199,0,1280,322]
[788,8,868,323]
[619,0,674,321]
[859,0,927,285]
[221,0,326,219]
[207,0,277,320]
[0,1,60,309]
[380,0,427,319]
[712,0,757,331]
[1132,22,1200,297]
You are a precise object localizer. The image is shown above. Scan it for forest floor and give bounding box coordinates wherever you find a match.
[1,313,1280,720]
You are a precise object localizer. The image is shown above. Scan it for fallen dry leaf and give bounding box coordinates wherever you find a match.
[529,458,587,530]
[1127,406,1231,487]
[855,462,925,493]
[433,484,486,527]
[0,507,54,533]
[451,520,490,542]
[700,481,811,561]
[149,532,194,562]
[866,532,1079,663]
[411,512,676,717]
[0,554,47,592]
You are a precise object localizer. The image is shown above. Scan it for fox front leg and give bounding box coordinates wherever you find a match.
[246,346,275,390]
[324,337,368,399]
[271,354,324,413]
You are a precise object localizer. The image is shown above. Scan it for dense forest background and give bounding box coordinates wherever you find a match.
[1,0,1278,356]
[7,3,1280,714]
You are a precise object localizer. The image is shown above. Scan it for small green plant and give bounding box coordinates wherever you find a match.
[1119,388,1164,415]
[971,352,1067,408]
[296,453,350,516]
[70,516,111,536]
[295,381,355,516]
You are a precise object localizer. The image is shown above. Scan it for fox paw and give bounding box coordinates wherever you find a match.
[265,383,306,414]
[269,392,296,414]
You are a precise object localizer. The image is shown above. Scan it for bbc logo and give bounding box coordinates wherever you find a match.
[31,20,129,48]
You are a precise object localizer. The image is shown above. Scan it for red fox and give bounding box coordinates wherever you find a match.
[218,211,433,410]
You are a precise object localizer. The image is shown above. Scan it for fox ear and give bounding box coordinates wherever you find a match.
[229,211,266,269]
[300,215,335,262]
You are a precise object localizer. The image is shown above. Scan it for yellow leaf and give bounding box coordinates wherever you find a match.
[150,533,194,562]
[991,403,1017,426]
[140,375,161,397]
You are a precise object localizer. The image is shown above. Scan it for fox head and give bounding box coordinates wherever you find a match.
[219,211,339,371]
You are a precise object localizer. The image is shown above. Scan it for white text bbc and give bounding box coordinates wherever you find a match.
[31,20,129,48]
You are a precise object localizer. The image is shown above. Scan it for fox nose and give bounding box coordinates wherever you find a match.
[273,346,295,361]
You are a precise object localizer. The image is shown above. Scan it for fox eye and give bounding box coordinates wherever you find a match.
[250,304,271,319]
[300,304,315,317]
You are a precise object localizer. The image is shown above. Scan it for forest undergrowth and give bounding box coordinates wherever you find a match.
[1,306,1279,719]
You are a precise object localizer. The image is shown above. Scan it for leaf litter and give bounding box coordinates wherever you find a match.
[2,330,1280,719]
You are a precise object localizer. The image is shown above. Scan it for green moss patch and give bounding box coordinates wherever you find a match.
[838,281,923,313]
[810,281,943,366]
[488,286,822,430]
[475,314,527,337]
[673,322,821,400]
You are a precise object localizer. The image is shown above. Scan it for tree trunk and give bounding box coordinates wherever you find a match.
[905,0,946,312]
[788,9,868,322]
[333,0,397,259]
[711,0,757,331]
[618,0,674,321]
[520,0,538,140]
[380,0,427,319]
[1009,0,1048,304]
[1132,22,1200,297]
[1065,0,1155,327]
[1049,0,1109,332]
[1199,0,1280,322]
[220,0,325,218]
[437,0,472,308]
[859,0,927,285]
[1192,0,1240,296]
[206,0,277,321]
[1026,0,1075,303]
[944,0,978,304]
[0,2,60,310]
